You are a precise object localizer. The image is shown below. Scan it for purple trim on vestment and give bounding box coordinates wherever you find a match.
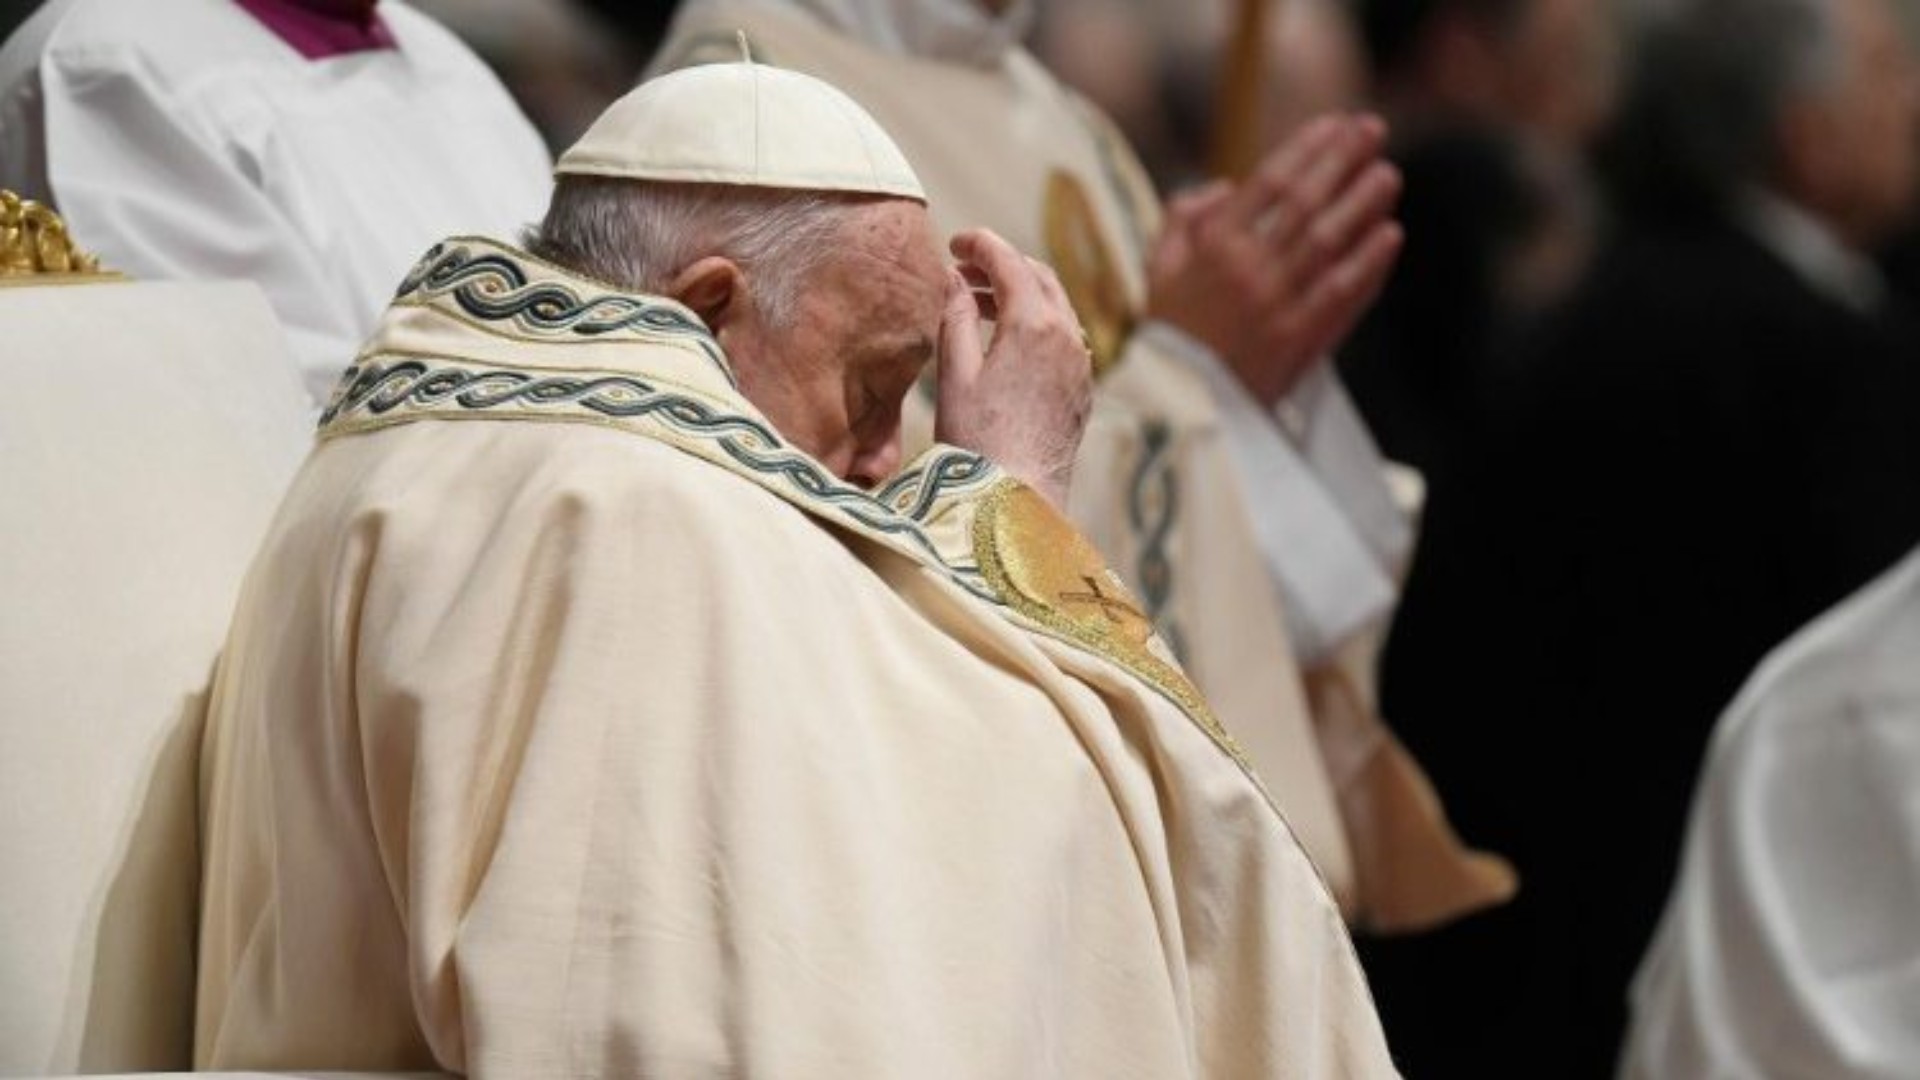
[233,0,396,60]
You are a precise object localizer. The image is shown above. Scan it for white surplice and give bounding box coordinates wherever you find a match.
[0,0,553,403]
[1623,547,1920,1079]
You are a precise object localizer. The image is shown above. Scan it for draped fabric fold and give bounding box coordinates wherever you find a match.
[195,238,1399,1078]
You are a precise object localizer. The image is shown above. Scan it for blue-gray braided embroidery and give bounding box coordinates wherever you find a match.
[395,242,734,384]
[321,358,997,603]
[1128,420,1185,659]
[875,450,997,520]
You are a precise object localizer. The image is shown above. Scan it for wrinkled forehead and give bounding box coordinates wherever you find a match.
[833,199,948,314]
[850,198,943,270]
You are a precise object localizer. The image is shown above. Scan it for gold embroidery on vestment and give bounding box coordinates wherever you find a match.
[1042,171,1135,377]
[970,479,1246,768]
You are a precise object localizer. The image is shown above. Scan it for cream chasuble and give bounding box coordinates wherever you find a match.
[650,0,1513,932]
[194,238,1398,1078]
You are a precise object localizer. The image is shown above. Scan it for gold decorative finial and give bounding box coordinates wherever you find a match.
[736,29,753,63]
[0,190,120,285]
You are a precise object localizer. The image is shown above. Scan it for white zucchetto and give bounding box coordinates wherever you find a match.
[556,55,925,203]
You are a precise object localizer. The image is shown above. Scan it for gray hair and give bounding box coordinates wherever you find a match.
[1612,0,1843,205]
[522,176,866,328]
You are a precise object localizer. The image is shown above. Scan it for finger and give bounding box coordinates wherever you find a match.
[1353,111,1389,146]
[1260,124,1388,253]
[938,267,987,396]
[957,263,1000,320]
[1027,255,1073,311]
[1024,258,1092,362]
[1289,114,1389,216]
[1217,114,1346,230]
[1279,161,1402,288]
[1165,178,1233,228]
[950,228,1044,320]
[1152,181,1226,276]
[1278,222,1404,356]
[1338,221,1405,316]
[1340,220,1406,300]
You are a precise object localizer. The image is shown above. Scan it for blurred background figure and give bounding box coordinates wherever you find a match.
[407,0,642,152]
[1260,0,1374,147]
[1032,0,1189,184]
[1033,0,1372,190]
[1338,0,1618,482]
[0,0,552,403]
[1374,0,1920,1070]
[1622,544,1920,1080]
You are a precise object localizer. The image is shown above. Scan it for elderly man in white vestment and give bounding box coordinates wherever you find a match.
[193,60,1400,1077]
[1621,546,1920,1079]
[0,0,552,403]
[648,0,1513,934]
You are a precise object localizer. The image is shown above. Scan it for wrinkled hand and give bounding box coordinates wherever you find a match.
[936,228,1094,510]
[1147,113,1404,408]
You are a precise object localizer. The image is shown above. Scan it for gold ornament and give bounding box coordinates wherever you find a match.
[0,190,119,285]
[971,479,1245,767]
[1042,170,1134,378]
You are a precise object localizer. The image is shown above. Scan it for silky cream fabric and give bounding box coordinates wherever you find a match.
[195,240,1399,1077]
[0,282,311,1074]
[651,0,1357,911]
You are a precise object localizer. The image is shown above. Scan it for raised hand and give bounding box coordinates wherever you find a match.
[937,228,1094,509]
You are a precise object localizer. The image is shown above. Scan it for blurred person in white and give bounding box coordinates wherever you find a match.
[1623,544,1920,1078]
[650,0,1516,934]
[193,59,1400,1077]
[0,0,552,404]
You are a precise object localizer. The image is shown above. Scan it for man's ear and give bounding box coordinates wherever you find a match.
[669,256,746,331]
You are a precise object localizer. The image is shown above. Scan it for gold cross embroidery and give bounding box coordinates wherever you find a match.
[1058,574,1144,625]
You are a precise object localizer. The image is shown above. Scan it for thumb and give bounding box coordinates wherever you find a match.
[1166,178,1233,225]
[1153,179,1230,274]
[938,267,985,399]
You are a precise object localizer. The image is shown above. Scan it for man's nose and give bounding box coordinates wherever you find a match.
[848,433,904,489]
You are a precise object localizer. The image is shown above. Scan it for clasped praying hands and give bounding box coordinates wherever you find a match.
[1146,114,1405,408]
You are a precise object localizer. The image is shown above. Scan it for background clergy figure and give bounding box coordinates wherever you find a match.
[194,60,1400,1077]
[0,0,553,402]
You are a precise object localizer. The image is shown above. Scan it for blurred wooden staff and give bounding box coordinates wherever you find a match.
[1209,0,1272,180]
